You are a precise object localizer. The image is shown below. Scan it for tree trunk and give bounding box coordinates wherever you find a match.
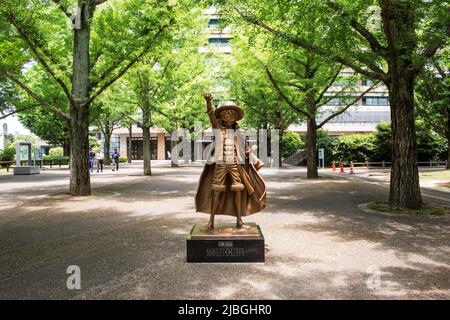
[171,137,178,167]
[446,107,450,169]
[69,106,90,195]
[128,124,132,163]
[191,137,195,163]
[278,106,284,168]
[306,117,318,179]
[63,141,70,157]
[278,128,284,168]
[142,126,151,175]
[447,137,450,170]
[104,131,111,165]
[388,76,423,208]
[69,3,91,196]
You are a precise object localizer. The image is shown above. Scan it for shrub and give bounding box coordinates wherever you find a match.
[332,134,375,162]
[281,131,304,158]
[49,147,64,157]
[317,135,337,166]
[119,156,128,163]
[416,120,446,161]
[372,120,447,162]
[371,122,391,161]
[0,145,16,162]
[42,156,70,165]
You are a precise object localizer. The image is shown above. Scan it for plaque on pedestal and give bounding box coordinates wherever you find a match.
[186,223,265,263]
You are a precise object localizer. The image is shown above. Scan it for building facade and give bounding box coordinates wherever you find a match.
[288,75,391,135]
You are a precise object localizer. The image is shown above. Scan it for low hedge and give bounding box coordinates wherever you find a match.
[40,156,127,165]
[42,156,70,165]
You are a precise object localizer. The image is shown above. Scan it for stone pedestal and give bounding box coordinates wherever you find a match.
[13,166,40,175]
[186,223,265,263]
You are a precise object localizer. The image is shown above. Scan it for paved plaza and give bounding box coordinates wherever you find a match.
[0,162,449,299]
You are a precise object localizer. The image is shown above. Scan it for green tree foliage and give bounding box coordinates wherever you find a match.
[0,144,15,162]
[415,49,449,168]
[371,121,392,162]
[115,10,212,174]
[225,30,377,177]
[218,0,449,208]
[0,0,194,195]
[322,122,446,163]
[373,121,446,162]
[331,134,374,162]
[89,136,100,150]
[15,68,71,155]
[281,131,304,158]
[49,147,64,157]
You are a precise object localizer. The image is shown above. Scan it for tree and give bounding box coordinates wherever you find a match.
[230,36,377,177]
[220,0,449,208]
[373,121,446,163]
[117,10,211,174]
[0,0,182,195]
[91,83,136,165]
[14,68,71,155]
[281,131,304,158]
[415,50,450,168]
[225,40,298,167]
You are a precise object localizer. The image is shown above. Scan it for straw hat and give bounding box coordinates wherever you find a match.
[214,101,244,121]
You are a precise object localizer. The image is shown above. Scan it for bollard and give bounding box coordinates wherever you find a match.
[350,161,354,174]
[340,162,344,173]
[332,161,336,171]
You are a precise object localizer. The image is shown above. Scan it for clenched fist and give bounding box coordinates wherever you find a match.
[203,92,213,101]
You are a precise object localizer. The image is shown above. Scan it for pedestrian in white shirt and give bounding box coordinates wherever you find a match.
[96,151,104,172]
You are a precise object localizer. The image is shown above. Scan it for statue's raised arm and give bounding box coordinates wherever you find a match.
[203,92,219,129]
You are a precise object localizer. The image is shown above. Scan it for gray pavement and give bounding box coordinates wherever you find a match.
[0,162,449,299]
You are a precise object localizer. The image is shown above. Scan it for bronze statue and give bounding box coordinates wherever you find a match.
[195,93,267,231]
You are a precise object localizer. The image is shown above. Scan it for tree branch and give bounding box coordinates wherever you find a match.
[90,28,163,89]
[85,23,171,107]
[282,81,307,91]
[317,86,347,108]
[2,71,71,122]
[90,50,103,73]
[234,5,390,83]
[93,0,108,5]
[51,0,73,18]
[380,0,397,60]
[8,15,75,106]
[8,15,69,76]
[315,65,342,105]
[318,81,379,128]
[264,66,311,118]
[0,105,34,120]
[325,0,388,57]
[149,60,172,98]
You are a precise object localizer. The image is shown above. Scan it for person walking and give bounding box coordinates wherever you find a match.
[112,149,120,171]
[88,149,95,173]
[96,150,104,172]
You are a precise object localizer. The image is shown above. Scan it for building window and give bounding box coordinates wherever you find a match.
[362,96,390,106]
[208,38,230,47]
[110,134,120,154]
[326,97,354,106]
[208,18,221,29]
[361,79,373,86]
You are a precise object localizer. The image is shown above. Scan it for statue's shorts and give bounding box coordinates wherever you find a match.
[211,163,245,192]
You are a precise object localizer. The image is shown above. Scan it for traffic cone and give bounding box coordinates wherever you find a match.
[332,161,336,171]
[340,162,344,173]
[350,161,354,174]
